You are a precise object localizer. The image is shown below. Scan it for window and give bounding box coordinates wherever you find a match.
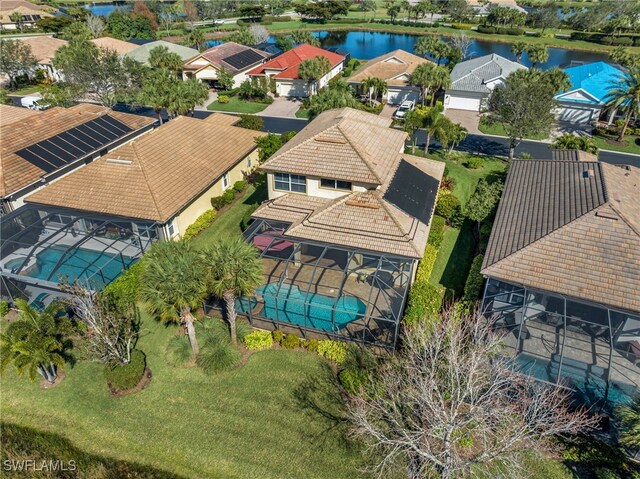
[222,173,230,189]
[167,219,178,238]
[247,156,252,169]
[320,178,352,191]
[274,173,306,193]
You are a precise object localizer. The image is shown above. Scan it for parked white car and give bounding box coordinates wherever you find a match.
[394,100,415,119]
[21,95,49,111]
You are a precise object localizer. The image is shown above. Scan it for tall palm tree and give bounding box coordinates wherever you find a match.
[511,41,527,63]
[552,133,599,155]
[415,36,449,65]
[139,240,207,357]
[140,68,179,124]
[186,29,206,52]
[362,76,388,106]
[299,56,331,96]
[423,107,449,154]
[526,44,549,68]
[604,67,640,142]
[203,238,263,345]
[0,300,71,384]
[544,67,571,95]
[429,65,451,106]
[411,62,436,106]
[309,81,360,119]
[148,45,184,72]
[171,77,208,117]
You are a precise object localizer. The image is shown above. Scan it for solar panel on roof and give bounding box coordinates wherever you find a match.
[15,115,134,174]
[383,160,439,225]
[223,50,265,70]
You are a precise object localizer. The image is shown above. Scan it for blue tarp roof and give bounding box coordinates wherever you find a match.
[559,62,625,104]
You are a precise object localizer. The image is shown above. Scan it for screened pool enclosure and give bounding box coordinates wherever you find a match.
[204,219,415,350]
[482,278,640,411]
[1,205,158,308]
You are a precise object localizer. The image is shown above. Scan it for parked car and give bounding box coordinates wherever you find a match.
[21,95,49,111]
[394,100,415,119]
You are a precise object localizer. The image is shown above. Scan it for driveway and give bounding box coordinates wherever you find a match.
[196,90,217,112]
[444,109,481,134]
[380,104,397,119]
[258,97,301,118]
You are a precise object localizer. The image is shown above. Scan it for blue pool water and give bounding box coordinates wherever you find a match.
[28,245,135,285]
[254,283,367,332]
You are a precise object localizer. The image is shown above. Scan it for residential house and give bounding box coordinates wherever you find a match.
[125,40,199,66]
[0,103,154,214]
[182,42,271,88]
[13,36,68,81]
[239,108,444,349]
[554,61,624,125]
[481,155,640,410]
[0,1,54,31]
[444,53,526,111]
[247,44,345,98]
[347,49,433,105]
[90,37,138,56]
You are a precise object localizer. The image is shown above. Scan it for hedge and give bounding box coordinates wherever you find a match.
[317,340,348,363]
[436,193,461,223]
[243,330,273,351]
[496,27,524,36]
[183,209,217,240]
[415,244,439,284]
[463,254,485,302]
[104,350,146,391]
[477,25,496,34]
[103,261,143,311]
[451,23,473,30]
[427,215,446,249]
[404,281,445,325]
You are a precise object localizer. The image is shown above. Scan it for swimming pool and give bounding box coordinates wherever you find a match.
[256,283,367,332]
[26,245,135,285]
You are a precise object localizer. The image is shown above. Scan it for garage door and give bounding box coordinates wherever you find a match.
[555,106,597,125]
[445,93,482,111]
[386,88,420,105]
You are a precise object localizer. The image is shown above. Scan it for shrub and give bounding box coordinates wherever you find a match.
[237,114,264,131]
[427,215,446,249]
[477,25,496,34]
[217,88,239,97]
[435,193,461,222]
[236,19,247,26]
[272,329,284,343]
[222,189,236,204]
[0,300,8,318]
[183,209,217,240]
[103,261,143,313]
[317,340,348,363]
[197,335,241,374]
[465,157,484,169]
[243,330,273,351]
[440,176,456,191]
[233,180,247,193]
[415,244,439,283]
[104,350,146,391]
[165,335,192,367]
[303,338,319,352]
[339,369,369,395]
[606,36,633,46]
[217,94,230,104]
[497,27,524,35]
[463,254,485,302]
[404,282,445,325]
[281,333,300,349]
[451,23,473,30]
[211,195,229,209]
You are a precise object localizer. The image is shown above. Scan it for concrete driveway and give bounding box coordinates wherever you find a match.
[258,97,301,118]
[444,109,481,134]
[380,104,397,119]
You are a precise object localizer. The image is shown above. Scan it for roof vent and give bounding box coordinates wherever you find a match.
[315,137,347,145]
[106,157,133,165]
[583,169,595,178]
[596,210,618,220]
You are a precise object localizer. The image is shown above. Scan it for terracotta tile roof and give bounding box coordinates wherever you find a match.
[347,49,433,86]
[1,103,154,198]
[15,36,67,64]
[254,153,444,258]
[0,1,54,23]
[247,44,344,80]
[0,104,40,126]
[482,159,640,313]
[202,112,240,126]
[26,116,267,222]
[261,108,405,185]
[90,37,138,55]
[183,42,270,74]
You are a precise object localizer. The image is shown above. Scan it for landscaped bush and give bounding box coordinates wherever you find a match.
[338,346,376,394]
[281,333,300,349]
[261,15,291,22]
[601,36,633,46]
[440,176,456,191]
[479,222,493,252]
[217,88,239,97]
[0,300,8,318]
[465,157,484,169]
[339,369,369,394]
[237,114,264,131]
[104,350,146,391]
[451,23,473,30]
[302,338,319,352]
[165,335,192,366]
[427,215,446,249]
[317,340,348,364]
[211,194,232,210]
[183,209,217,240]
[463,254,485,302]
[415,244,439,283]
[435,193,461,223]
[103,261,143,313]
[496,27,524,35]
[218,95,230,104]
[477,25,496,34]
[272,329,284,343]
[243,330,273,351]
[222,189,236,204]
[233,180,247,193]
[197,335,241,374]
[403,282,445,325]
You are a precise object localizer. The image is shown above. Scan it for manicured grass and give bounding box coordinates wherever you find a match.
[478,117,549,141]
[592,134,640,155]
[295,108,310,119]
[1,313,363,479]
[191,179,267,248]
[9,84,41,96]
[207,96,268,113]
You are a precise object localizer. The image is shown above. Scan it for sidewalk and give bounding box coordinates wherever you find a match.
[195,90,217,112]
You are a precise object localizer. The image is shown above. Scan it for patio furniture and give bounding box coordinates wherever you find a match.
[252,230,294,252]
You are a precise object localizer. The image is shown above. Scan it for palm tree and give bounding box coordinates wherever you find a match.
[174,77,209,116]
[140,68,179,124]
[415,36,449,65]
[444,122,468,153]
[617,397,640,448]
[423,107,449,154]
[544,67,571,95]
[0,300,71,384]
[139,240,207,357]
[387,4,400,23]
[148,45,184,72]
[309,80,360,119]
[299,56,331,97]
[511,41,527,63]
[186,29,206,52]
[526,44,549,68]
[604,68,640,142]
[203,238,263,345]
[429,65,451,106]
[411,62,436,106]
[362,76,388,106]
[552,133,599,155]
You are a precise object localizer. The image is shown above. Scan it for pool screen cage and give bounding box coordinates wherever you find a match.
[204,219,416,350]
[481,277,640,412]
[1,205,158,308]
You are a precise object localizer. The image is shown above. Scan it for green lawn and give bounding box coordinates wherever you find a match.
[592,134,640,155]
[1,313,363,479]
[295,108,310,119]
[208,97,268,114]
[478,117,549,141]
[9,84,41,96]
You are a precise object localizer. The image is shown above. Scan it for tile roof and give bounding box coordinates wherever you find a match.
[90,37,138,55]
[450,53,526,93]
[26,116,267,222]
[184,42,270,74]
[556,61,624,104]
[254,153,444,258]
[1,103,154,198]
[125,40,199,65]
[14,36,67,64]
[482,159,640,313]
[551,148,598,162]
[261,108,405,185]
[347,49,433,86]
[0,104,39,126]
[0,1,54,23]
[247,43,345,80]
[202,112,240,126]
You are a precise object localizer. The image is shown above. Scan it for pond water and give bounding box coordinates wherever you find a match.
[84,2,131,17]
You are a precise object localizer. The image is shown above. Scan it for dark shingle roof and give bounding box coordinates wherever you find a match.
[551,149,598,162]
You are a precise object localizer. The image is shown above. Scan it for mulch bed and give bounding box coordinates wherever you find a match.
[107,367,153,398]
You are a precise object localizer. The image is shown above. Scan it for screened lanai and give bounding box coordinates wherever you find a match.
[482,278,640,412]
[1,205,158,307]
[204,219,415,350]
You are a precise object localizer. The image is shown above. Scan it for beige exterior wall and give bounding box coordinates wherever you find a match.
[172,149,260,237]
[266,172,374,200]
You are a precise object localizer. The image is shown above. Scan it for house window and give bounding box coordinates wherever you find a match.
[247,156,252,169]
[167,220,178,238]
[222,173,230,189]
[320,178,352,191]
[274,173,306,193]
